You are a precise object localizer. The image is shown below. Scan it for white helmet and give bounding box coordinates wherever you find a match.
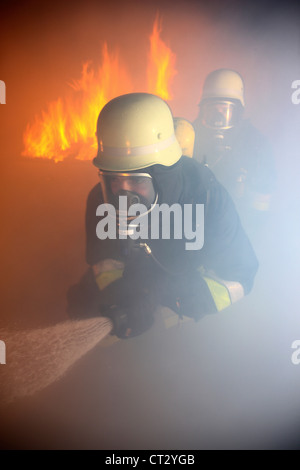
[199,69,245,130]
[93,93,183,225]
[201,69,245,107]
[93,93,182,171]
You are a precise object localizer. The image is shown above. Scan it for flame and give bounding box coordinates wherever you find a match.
[22,43,133,162]
[23,16,177,162]
[147,14,177,100]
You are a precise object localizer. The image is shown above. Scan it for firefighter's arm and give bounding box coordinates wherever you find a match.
[199,168,259,297]
[201,271,244,312]
[66,261,124,320]
[92,259,124,291]
[93,259,161,338]
[159,268,245,321]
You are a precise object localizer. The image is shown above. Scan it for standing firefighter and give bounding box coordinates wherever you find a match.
[67,93,258,338]
[193,69,276,225]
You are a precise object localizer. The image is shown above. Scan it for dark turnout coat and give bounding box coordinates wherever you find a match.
[82,157,258,322]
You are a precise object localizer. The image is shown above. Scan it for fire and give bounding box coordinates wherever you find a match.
[22,17,177,162]
[147,14,177,100]
[22,43,133,162]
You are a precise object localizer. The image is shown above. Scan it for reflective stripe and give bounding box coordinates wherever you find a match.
[92,259,124,291]
[203,273,244,311]
[92,259,124,276]
[203,276,231,311]
[220,279,244,304]
[98,134,176,157]
[95,269,124,291]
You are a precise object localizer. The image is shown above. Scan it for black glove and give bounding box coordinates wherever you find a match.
[98,275,158,338]
[67,268,158,337]
[102,299,155,339]
[158,270,217,321]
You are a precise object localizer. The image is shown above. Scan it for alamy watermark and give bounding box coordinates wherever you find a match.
[0,80,6,104]
[96,196,204,251]
[291,340,300,365]
[0,340,6,364]
[291,80,300,104]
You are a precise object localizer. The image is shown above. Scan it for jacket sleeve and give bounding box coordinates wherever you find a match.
[198,168,259,297]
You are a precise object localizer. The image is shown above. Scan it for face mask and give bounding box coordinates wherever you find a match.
[200,100,241,130]
[98,171,158,258]
[98,170,158,224]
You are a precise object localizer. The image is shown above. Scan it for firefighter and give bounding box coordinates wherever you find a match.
[193,69,276,227]
[67,93,258,338]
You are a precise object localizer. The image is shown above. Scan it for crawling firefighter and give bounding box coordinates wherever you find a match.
[67,93,258,338]
[193,69,276,229]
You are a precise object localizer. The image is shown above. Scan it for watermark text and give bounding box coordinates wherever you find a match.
[291,340,300,365]
[0,80,6,104]
[291,80,300,104]
[96,196,204,251]
[0,340,6,364]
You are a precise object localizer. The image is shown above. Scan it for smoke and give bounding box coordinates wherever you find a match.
[1,0,300,450]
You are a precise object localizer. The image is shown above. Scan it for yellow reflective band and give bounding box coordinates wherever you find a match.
[203,276,231,312]
[95,269,124,291]
[98,134,176,157]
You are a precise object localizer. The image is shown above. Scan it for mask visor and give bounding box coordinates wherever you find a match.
[200,100,239,130]
[98,170,157,223]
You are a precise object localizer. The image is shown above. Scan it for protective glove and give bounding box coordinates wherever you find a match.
[67,260,159,337]
[99,276,158,338]
[158,270,218,321]
[66,259,124,319]
[102,301,155,339]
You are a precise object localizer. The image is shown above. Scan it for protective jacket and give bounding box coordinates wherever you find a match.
[82,156,258,328]
[193,119,276,214]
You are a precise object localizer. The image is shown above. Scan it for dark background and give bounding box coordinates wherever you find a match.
[0,0,300,449]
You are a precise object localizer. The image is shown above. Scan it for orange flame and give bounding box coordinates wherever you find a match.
[147,14,177,100]
[23,17,177,162]
[22,43,133,162]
